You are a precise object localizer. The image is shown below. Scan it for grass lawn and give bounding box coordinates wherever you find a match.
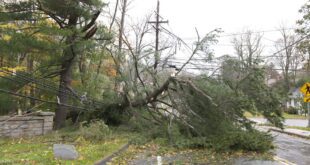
[244,111,263,118]
[0,129,130,164]
[282,113,307,120]
[244,111,307,120]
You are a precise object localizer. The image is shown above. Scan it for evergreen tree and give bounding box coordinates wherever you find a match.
[0,0,108,129]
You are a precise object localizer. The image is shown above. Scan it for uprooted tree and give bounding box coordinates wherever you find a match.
[0,0,283,151]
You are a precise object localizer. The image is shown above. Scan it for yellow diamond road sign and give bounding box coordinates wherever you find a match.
[300,82,310,96]
[304,96,310,103]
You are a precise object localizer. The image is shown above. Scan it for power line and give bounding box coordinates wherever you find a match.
[211,44,275,47]
[0,63,106,106]
[0,72,101,111]
[0,68,79,100]
[0,88,89,111]
[180,27,297,40]
[161,32,308,64]
[159,19,297,40]
[0,73,62,96]
[0,71,97,110]
[261,34,309,59]
[159,25,305,63]
[162,59,306,72]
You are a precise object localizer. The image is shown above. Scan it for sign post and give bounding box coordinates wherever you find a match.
[308,103,310,128]
[300,82,310,127]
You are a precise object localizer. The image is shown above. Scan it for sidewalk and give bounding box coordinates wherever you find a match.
[258,125,310,139]
[250,118,308,127]
[249,118,310,139]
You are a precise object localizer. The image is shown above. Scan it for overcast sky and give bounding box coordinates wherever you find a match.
[104,0,308,73]
[118,0,307,57]
[128,0,305,35]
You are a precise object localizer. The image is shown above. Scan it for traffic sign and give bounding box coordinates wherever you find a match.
[304,96,310,103]
[300,82,310,96]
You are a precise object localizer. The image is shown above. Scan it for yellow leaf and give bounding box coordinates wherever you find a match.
[78,156,84,160]
[2,35,11,41]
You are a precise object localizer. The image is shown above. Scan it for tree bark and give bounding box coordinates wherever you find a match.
[54,54,74,129]
[54,14,78,129]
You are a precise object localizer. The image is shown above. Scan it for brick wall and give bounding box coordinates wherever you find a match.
[0,112,54,137]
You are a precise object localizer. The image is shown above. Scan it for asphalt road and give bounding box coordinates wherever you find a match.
[229,129,310,165]
[272,131,310,165]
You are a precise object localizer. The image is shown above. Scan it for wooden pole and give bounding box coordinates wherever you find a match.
[148,0,168,70]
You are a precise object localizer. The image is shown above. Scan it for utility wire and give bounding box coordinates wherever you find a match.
[0,72,101,111]
[0,72,97,110]
[0,71,104,108]
[0,88,89,111]
[0,68,79,99]
[0,66,106,106]
[180,27,297,40]
[156,11,296,39]
[0,61,103,104]
[159,25,306,66]
[0,73,63,96]
[261,34,309,59]
[160,32,309,71]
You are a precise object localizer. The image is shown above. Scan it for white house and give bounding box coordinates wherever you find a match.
[287,88,303,109]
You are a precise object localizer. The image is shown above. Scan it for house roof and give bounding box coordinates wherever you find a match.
[288,87,303,98]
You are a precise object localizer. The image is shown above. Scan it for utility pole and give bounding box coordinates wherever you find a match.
[148,0,168,70]
[119,0,127,54]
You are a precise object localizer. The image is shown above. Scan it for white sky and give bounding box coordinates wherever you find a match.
[104,0,307,73]
[132,0,305,35]
[121,0,306,56]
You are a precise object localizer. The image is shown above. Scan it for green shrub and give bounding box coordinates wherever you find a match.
[174,137,210,149]
[0,93,16,115]
[209,130,274,152]
[78,120,111,141]
[170,127,273,152]
[0,79,17,115]
[286,107,298,114]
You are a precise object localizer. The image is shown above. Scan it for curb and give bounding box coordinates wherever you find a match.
[269,128,310,140]
[94,143,130,165]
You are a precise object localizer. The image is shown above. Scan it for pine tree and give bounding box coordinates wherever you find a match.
[0,0,107,129]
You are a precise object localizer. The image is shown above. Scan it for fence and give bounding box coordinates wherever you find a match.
[0,112,54,137]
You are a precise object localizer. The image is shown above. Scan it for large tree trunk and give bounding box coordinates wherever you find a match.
[54,34,76,129]
[54,13,78,129]
[54,57,74,129]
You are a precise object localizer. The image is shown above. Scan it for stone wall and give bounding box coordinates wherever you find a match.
[0,112,54,137]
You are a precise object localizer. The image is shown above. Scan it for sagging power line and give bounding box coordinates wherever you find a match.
[0,66,106,107]
[0,88,89,111]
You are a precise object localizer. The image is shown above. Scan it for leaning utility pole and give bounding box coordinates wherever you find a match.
[148,0,168,70]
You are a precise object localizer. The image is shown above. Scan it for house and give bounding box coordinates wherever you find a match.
[286,87,303,110]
